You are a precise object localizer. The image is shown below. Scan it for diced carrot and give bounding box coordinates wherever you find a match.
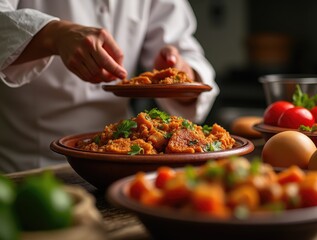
[299,172,317,207]
[259,183,283,204]
[162,173,191,207]
[140,188,163,206]
[277,165,305,185]
[227,185,260,211]
[135,112,153,130]
[191,182,230,218]
[129,172,152,200]
[155,166,175,189]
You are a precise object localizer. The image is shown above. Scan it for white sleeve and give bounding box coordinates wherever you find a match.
[0,2,59,87]
[139,0,219,124]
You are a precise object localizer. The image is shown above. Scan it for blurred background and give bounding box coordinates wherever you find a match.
[189,0,317,128]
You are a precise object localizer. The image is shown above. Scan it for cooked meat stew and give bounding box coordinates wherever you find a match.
[76,109,235,155]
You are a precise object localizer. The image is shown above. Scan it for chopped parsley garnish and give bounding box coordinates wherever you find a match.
[92,135,101,145]
[203,161,224,179]
[188,139,198,146]
[202,124,212,135]
[225,165,249,188]
[182,119,194,130]
[145,108,170,123]
[204,141,222,152]
[299,124,317,132]
[293,84,317,109]
[113,120,137,139]
[164,132,173,139]
[250,157,262,175]
[185,165,198,187]
[128,144,144,155]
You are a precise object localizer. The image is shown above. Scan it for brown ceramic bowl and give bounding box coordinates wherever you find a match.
[253,122,317,146]
[50,132,254,190]
[107,172,317,240]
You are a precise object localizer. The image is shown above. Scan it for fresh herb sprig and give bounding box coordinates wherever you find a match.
[299,124,317,132]
[182,119,195,130]
[92,135,101,144]
[204,141,222,152]
[113,120,137,139]
[202,124,212,135]
[145,108,170,123]
[293,84,317,109]
[128,144,144,155]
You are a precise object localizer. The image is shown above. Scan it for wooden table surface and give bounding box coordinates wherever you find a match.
[6,163,152,240]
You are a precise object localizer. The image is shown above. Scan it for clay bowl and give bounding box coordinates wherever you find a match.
[107,171,317,240]
[253,123,317,146]
[50,132,254,190]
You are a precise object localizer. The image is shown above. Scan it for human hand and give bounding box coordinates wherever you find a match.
[154,45,197,104]
[154,45,195,81]
[53,21,127,83]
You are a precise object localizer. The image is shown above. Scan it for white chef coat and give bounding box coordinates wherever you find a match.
[0,0,219,172]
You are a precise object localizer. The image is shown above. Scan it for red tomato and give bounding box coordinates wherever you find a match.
[263,101,294,126]
[310,106,317,122]
[277,107,315,128]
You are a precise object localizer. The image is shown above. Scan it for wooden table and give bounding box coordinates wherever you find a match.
[7,163,152,240]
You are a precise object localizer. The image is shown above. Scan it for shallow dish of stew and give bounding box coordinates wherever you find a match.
[50,109,254,189]
[107,157,317,240]
[50,134,253,190]
[103,68,212,98]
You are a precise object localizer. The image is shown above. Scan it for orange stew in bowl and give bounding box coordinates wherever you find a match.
[76,108,235,154]
[128,157,317,219]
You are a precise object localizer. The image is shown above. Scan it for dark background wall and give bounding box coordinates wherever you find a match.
[188,0,317,127]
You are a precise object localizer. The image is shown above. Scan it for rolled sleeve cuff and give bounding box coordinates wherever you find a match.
[0,57,54,87]
[0,8,59,86]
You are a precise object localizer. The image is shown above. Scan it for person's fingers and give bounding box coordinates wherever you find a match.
[154,45,196,82]
[65,48,111,83]
[88,29,127,79]
[100,29,124,65]
[82,53,102,77]
[154,45,181,70]
[57,23,127,82]
[79,36,123,82]
[91,47,127,79]
[66,47,103,82]
[160,45,178,66]
[165,54,177,66]
[98,69,118,82]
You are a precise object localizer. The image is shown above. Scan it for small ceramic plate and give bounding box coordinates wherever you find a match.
[102,83,212,98]
[253,122,317,146]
